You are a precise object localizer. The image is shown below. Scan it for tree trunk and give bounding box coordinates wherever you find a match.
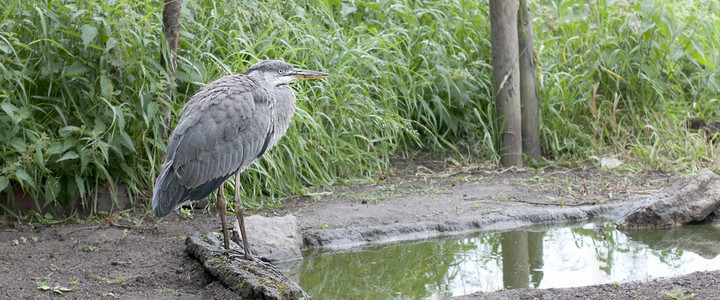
[161,0,183,140]
[518,0,541,159]
[489,0,522,166]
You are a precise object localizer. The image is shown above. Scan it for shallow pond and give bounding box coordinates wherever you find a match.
[277,221,720,299]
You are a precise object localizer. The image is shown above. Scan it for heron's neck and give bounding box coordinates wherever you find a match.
[267,85,297,148]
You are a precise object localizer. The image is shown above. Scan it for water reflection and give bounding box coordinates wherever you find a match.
[278,222,720,299]
[622,225,720,259]
[501,231,544,289]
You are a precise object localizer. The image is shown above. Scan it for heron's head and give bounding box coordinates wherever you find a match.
[244,60,330,87]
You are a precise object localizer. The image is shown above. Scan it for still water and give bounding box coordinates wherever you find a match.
[277,222,720,299]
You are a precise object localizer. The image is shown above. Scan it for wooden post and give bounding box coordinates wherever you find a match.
[489,0,522,166]
[160,0,183,140]
[518,0,541,159]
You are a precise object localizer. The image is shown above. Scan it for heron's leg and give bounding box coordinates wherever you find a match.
[218,183,230,250]
[234,173,253,260]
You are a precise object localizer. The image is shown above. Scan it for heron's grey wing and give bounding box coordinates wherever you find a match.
[167,75,275,194]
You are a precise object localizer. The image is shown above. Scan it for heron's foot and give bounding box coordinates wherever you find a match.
[231,231,255,260]
[209,247,255,261]
[210,248,244,257]
[229,250,255,261]
[243,251,254,261]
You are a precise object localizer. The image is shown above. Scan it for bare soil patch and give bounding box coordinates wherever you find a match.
[1,162,718,299]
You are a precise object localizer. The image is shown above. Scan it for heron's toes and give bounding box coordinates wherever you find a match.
[210,248,243,257]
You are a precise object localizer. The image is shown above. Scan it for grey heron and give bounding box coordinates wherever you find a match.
[151,60,330,259]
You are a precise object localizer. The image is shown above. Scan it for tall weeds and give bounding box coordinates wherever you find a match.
[1,0,168,214]
[535,0,720,168]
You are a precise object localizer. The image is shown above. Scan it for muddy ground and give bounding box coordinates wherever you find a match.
[1,160,718,299]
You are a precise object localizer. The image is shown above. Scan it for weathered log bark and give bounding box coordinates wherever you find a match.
[617,170,720,229]
[517,0,541,159]
[160,0,183,140]
[186,233,310,299]
[489,0,522,166]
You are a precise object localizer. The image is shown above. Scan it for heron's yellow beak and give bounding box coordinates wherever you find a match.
[288,68,331,81]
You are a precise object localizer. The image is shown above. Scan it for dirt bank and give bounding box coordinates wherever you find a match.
[1,164,718,299]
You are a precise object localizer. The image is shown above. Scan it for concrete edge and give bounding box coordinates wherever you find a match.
[302,202,632,250]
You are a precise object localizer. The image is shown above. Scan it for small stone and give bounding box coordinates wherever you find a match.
[232,215,303,262]
[600,157,623,169]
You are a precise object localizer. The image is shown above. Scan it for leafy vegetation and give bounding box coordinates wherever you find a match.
[1,0,718,216]
[36,279,74,295]
[535,0,720,169]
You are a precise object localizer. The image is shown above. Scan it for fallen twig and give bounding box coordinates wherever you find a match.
[109,220,156,232]
[512,198,601,207]
[415,166,499,178]
[63,225,107,236]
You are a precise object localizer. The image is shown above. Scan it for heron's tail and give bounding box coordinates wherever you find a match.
[152,162,188,217]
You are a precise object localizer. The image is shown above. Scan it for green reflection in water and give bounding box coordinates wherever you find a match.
[293,235,498,299]
[281,222,720,300]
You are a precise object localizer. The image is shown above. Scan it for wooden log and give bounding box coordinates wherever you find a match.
[185,232,310,299]
[617,170,720,229]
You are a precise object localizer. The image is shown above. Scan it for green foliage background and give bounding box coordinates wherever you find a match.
[1,0,718,215]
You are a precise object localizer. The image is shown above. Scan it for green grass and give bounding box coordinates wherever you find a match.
[534,0,720,168]
[1,0,719,216]
[36,279,74,295]
[665,287,696,299]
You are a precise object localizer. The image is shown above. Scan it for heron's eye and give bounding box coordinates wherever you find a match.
[278,69,284,74]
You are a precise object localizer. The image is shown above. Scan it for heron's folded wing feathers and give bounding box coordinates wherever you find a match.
[167,75,275,191]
